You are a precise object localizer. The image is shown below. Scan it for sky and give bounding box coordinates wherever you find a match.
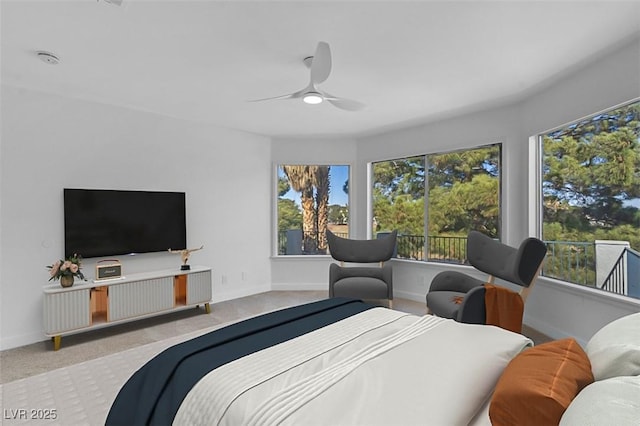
[279,165,349,207]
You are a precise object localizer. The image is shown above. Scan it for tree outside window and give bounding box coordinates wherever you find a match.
[540,100,640,299]
[372,144,501,262]
[277,165,349,255]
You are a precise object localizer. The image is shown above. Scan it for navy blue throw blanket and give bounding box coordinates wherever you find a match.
[106,298,373,426]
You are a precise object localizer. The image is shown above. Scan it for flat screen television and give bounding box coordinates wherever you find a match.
[64,188,187,258]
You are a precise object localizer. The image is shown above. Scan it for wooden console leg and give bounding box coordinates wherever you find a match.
[52,335,61,351]
[204,303,211,314]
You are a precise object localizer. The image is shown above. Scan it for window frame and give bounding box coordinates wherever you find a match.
[369,142,503,264]
[273,163,351,257]
[531,97,640,299]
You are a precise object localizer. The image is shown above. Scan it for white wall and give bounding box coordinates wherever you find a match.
[0,86,272,350]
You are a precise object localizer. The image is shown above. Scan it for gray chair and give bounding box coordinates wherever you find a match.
[426,231,547,324]
[327,230,397,308]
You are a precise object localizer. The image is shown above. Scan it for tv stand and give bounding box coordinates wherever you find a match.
[43,266,212,350]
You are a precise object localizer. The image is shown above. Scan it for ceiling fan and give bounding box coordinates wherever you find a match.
[250,42,365,111]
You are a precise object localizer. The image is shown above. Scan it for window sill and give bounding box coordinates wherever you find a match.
[270,255,333,261]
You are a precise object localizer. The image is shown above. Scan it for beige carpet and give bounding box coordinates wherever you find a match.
[1,320,237,425]
[0,291,549,425]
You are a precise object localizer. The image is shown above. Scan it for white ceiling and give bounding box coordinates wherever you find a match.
[2,0,639,138]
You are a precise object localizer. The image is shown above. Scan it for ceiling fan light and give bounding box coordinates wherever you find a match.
[36,51,60,65]
[303,92,323,105]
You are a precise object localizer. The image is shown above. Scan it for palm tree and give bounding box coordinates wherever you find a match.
[314,166,330,253]
[282,165,318,253]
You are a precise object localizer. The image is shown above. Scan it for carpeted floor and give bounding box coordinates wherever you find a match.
[0,291,551,425]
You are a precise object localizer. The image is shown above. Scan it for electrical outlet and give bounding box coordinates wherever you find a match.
[221,275,227,285]
[241,272,247,281]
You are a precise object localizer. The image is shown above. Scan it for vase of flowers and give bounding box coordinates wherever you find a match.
[47,254,85,288]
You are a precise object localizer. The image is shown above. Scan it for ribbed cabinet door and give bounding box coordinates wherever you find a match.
[186,270,212,304]
[108,277,174,321]
[43,289,91,334]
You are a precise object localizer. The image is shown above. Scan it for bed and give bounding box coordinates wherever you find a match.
[106,298,640,426]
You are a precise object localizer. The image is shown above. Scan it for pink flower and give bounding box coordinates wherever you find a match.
[70,264,79,273]
[49,260,61,277]
[61,260,72,271]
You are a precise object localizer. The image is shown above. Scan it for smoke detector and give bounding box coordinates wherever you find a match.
[99,0,123,5]
[36,51,60,65]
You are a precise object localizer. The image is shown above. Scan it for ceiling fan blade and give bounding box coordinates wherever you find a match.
[324,93,365,111]
[248,88,305,102]
[310,41,332,84]
[248,94,294,102]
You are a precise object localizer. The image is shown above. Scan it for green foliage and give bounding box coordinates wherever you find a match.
[373,156,425,201]
[428,146,500,188]
[542,101,640,251]
[595,225,640,251]
[328,204,348,224]
[429,173,499,237]
[277,198,302,233]
[277,176,290,197]
[372,145,501,240]
[373,194,424,235]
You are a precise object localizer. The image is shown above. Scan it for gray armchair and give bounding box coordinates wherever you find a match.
[327,230,397,308]
[426,231,547,325]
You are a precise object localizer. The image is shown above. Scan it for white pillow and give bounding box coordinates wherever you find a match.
[586,312,640,380]
[560,375,640,426]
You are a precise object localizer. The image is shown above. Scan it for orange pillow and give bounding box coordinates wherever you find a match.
[489,338,594,426]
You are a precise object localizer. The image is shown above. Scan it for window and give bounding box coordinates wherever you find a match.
[372,144,501,263]
[277,164,349,255]
[372,156,425,259]
[539,100,640,299]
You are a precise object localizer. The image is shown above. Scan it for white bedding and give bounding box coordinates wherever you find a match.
[174,308,532,426]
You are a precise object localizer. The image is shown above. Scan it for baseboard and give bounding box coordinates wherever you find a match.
[215,283,272,303]
[271,283,327,291]
[393,289,425,304]
[0,331,49,351]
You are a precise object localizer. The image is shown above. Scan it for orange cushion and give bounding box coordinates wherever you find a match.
[489,338,594,426]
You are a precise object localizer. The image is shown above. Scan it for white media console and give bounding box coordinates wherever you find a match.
[43,266,212,350]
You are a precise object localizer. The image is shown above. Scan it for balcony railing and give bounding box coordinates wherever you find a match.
[542,241,595,287]
[396,235,468,264]
[601,247,640,298]
[395,236,600,291]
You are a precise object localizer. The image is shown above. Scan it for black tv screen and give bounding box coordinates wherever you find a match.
[64,188,187,258]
